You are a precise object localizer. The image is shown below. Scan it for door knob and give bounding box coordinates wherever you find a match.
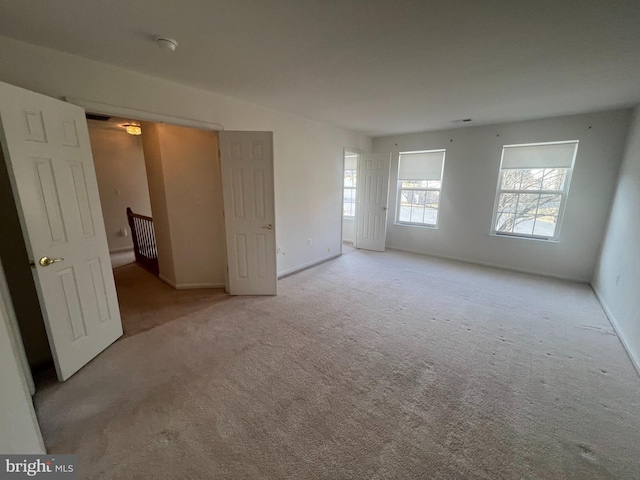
[261,224,273,230]
[39,256,64,267]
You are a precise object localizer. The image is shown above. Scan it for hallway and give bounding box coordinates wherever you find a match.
[114,263,230,337]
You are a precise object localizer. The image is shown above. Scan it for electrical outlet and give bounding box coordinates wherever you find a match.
[307,238,312,246]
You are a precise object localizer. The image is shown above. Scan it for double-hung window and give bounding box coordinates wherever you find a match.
[396,150,445,227]
[491,141,578,240]
[343,154,358,218]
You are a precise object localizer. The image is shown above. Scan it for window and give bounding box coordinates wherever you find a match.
[396,150,445,227]
[343,154,358,218]
[491,141,578,240]
[343,169,357,217]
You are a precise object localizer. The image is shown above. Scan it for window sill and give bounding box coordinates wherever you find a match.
[343,216,355,221]
[489,233,559,243]
[394,222,438,230]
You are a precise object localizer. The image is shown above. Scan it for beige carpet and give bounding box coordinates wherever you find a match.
[34,249,640,479]
[113,263,230,337]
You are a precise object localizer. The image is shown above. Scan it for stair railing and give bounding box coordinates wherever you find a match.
[126,207,159,275]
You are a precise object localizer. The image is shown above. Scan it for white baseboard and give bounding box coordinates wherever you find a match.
[109,246,134,254]
[591,284,640,378]
[175,283,225,290]
[385,245,588,284]
[158,274,176,288]
[158,274,224,290]
[278,253,341,279]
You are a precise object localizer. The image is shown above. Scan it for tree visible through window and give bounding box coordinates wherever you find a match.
[492,141,578,240]
[396,150,445,227]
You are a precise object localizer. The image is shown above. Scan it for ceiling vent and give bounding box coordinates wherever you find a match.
[451,118,472,124]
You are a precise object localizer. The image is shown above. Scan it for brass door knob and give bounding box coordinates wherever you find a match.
[261,224,273,230]
[39,256,64,267]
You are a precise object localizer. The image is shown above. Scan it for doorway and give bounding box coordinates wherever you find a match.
[0,81,278,388]
[87,116,230,338]
[341,150,392,252]
[86,115,152,271]
[342,150,359,245]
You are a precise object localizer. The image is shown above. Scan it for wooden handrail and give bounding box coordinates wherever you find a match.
[127,210,153,222]
[126,207,159,276]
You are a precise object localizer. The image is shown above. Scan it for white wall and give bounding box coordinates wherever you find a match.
[342,218,356,243]
[158,126,225,287]
[142,123,226,288]
[88,123,152,252]
[373,110,632,281]
[0,260,45,454]
[0,35,371,277]
[140,122,176,284]
[593,107,640,371]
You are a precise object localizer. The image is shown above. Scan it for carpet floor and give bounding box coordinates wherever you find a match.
[113,263,230,337]
[34,249,640,479]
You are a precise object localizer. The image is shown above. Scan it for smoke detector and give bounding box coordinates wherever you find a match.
[156,37,178,52]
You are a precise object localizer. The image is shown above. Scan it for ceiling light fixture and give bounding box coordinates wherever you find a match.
[156,37,178,52]
[124,124,142,135]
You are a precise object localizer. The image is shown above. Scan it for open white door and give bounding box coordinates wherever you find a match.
[219,131,277,295]
[0,81,123,381]
[356,153,391,252]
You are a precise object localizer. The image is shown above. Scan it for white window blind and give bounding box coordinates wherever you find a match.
[344,154,358,170]
[396,149,446,227]
[501,142,578,169]
[398,151,445,180]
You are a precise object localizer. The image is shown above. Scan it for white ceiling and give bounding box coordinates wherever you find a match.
[1,0,639,136]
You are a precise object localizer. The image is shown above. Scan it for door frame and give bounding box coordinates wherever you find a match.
[0,256,35,395]
[67,97,233,292]
[65,98,225,132]
[67,98,278,295]
[0,259,45,453]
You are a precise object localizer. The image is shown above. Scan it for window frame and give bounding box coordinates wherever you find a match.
[395,149,446,228]
[490,140,578,242]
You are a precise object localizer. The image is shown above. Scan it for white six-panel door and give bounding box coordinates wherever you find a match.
[356,153,391,252]
[219,131,277,295]
[0,81,123,381]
